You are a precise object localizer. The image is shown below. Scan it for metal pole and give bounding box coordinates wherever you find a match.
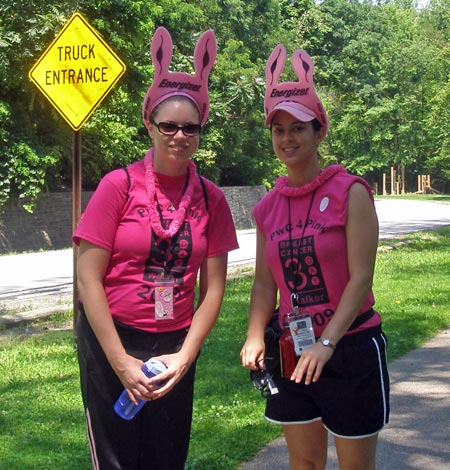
[72,130,82,339]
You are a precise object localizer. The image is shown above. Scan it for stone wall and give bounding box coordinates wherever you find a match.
[0,185,266,254]
[221,186,266,230]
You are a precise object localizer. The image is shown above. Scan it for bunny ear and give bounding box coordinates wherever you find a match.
[263,45,328,134]
[142,27,216,127]
[151,27,173,78]
[265,44,286,87]
[193,29,216,81]
[291,50,313,84]
[264,45,286,118]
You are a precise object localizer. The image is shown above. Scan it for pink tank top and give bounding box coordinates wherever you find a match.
[254,164,381,337]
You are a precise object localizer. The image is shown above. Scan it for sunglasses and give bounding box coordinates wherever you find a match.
[150,120,202,137]
[250,368,279,398]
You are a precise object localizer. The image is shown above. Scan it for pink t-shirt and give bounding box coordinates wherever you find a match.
[254,165,381,338]
[73,157,239,332]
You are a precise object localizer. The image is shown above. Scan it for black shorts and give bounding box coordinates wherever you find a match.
[265,326,390,438]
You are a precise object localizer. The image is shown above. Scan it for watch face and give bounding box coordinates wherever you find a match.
[320,338,334,349]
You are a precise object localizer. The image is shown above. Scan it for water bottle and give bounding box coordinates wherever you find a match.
[114,358,167,420]
[279,314,300,379]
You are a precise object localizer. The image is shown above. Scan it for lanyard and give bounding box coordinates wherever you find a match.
[154,171,190,222]
[153,173,190,277]
[287,189,316,312]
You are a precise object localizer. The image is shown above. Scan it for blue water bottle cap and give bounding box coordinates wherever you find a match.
[114,358,167,420]
[142,358,167,377]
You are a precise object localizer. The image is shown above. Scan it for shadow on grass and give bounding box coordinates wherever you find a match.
[0,369,91,469]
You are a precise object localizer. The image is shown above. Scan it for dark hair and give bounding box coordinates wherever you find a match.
[311,118,323,133]
[149,95,200,123]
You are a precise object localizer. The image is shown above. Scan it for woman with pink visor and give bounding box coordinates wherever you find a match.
[241,45,390,470]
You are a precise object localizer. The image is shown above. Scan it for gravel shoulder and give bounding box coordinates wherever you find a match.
[0,292,73,341]
[0,265,255,341]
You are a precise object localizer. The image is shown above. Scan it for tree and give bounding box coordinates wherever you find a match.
[289,0,450,192]
[420,0,450,191]
[1,0,449,208]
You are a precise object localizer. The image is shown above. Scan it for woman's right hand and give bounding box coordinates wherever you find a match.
[240,336,265,371]
[241,228,277,371]
[112,354,156,405]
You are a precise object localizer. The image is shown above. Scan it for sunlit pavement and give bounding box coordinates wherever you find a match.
[1,199,450,299]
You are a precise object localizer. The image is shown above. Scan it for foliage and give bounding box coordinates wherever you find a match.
[277,0,450,191]
[0,0,449,209]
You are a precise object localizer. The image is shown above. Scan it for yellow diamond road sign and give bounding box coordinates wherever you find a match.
[29,12,126,131]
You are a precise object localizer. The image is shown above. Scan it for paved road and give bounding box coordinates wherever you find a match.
[1,199,450,301]
[374,198,450,238]
[0,229,256,302]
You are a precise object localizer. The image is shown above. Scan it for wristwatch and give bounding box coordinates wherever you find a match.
[319,338,336,350]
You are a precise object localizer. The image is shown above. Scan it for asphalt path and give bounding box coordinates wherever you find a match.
[1,199,450,301]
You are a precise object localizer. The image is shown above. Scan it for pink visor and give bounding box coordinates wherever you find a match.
[266,102,316,125]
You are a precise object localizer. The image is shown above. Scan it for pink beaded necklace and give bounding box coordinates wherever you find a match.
[144,150,196,239]
[275,164,344,197]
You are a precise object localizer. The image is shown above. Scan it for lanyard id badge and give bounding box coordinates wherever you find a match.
[285,192,318,355]
[154,278,174,320]
[288,314,316,355]
[288,292,316,355]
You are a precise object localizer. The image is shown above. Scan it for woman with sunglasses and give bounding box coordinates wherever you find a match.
[73,27,238,470]
[241,45,390,470]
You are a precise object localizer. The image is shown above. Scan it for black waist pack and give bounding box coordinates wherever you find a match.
[263,308,282,373]
[262,307,375,373]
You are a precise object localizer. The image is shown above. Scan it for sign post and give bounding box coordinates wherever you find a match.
[29,12,126,334]
[72,130,82,335]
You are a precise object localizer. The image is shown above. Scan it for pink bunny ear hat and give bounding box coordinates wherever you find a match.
[142,27,217,127]
[264,45,328,134]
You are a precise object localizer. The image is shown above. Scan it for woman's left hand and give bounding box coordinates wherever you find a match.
[144,352,192,399]
[290,343,334,385]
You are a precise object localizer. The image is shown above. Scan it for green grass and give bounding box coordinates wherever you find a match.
[374,228,450,360]
[1,227,450,469]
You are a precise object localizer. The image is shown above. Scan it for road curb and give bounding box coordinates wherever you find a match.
[0,304,72,328]
[0,264,255,330]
